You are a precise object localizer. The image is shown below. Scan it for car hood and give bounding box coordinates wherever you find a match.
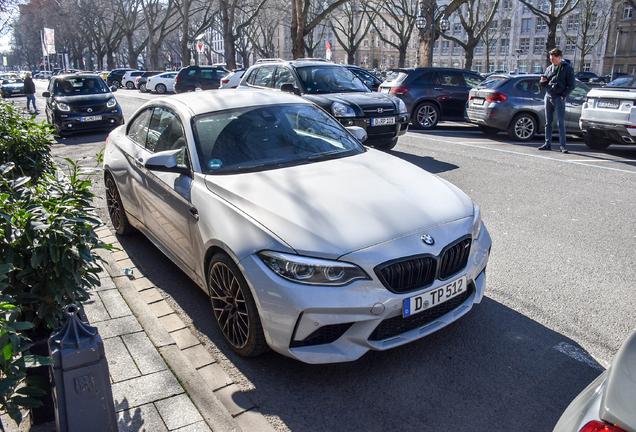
[2,82,23,87]
[600,328,636,432]
[52,93,114,105]
[204,150,473,258]
[303,91,398,111]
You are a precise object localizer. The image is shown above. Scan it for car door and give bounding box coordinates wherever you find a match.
[134,107,196,270]
[436,70,466,118]
[514,79,542,111]
[565,83,589,132]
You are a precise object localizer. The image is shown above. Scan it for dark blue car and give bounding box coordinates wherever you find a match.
[1,74,25,98]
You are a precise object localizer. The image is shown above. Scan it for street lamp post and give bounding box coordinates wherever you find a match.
[416,2,451,67]
[370,28,375,69]
[611,28,623,81]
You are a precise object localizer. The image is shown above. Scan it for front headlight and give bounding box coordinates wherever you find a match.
[397,98,408,114]
[107,97,117,108]
[331,102,356,117]
[471,204,482,240]
[56,101,70,112]
[258,251,369,286]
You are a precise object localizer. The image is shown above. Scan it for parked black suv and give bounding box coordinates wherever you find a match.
[174,65,229,93]
[106,68,134,88]
[238,59,409,150]
[379,67,484,129]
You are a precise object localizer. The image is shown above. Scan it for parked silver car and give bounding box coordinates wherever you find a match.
[103,89,491,364]
[466,74,589,141]
[553,328,636,432]
[580,76,636,150]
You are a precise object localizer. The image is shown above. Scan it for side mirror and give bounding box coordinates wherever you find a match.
[42,91,50,97]
[144,148,189,175]
[280,83,300,95]
[346,126,367,143]
[110,86,118,92]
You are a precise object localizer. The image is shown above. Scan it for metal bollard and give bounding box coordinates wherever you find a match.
[48,304,117,432]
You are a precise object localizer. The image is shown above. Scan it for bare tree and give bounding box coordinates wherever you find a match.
[518,0,580,66]
[480,1,514,71]
[562,0,611,71]
[218,0,268,70]
[290,0,351,59]
[329,0,375,65]
[248,1,285,60]
[114,0,147,69]
[366,0,418,68]
[141,0,181,69]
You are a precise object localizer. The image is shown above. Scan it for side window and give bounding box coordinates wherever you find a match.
[146,108,186,153]
[413,71,437,85]
[245,69,258,85]
[463,73,482,88]
[187,68,197,77]
[274,67,295,89]
[515,80,533,93]
[253,66,275,87]
[439,71,464,87]
[568,84,589,102]
[201,69,216,80]
[127,109,153,147]
[530,80,542,95]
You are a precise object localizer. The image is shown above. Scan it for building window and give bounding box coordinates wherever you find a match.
[590,14,598,29]
[476,40,485,53]
[519,61,527,72]
[441,61,448,67]
[489,61,495,72]
[364,39,369,47]
[629,65,636,74]
[519,38,530,52]
[453,61,460,68]
[453,42,461,54]
[503,0,512,10]
[502,19,511,33]
[433,41,439,53]
[453,23,462,35]
[556,37,561,48]
[534,37,545,54]
[500,38,510,54]
[537,0,549,11]
[490,20,498,32]
[567,16,579,31]
[489,40,497,53]
[536,20,546,32]
[533,62,543,73]
[499,61,506,70]
[442,41,449,53]
[522,18,532,33]
[475,61,482,73]
[624,6,633,18]
[406,60,410,67]
[556,0,565,7]
[584,62,591,72]
[565,37,576,52]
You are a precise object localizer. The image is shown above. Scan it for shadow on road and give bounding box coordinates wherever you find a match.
[389,150,459,174]
[114,232,603,432]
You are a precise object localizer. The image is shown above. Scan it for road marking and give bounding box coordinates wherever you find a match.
[406,133,636,175]
[553,342,606,371]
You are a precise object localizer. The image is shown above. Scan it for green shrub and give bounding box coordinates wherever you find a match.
[0,102,54,182]
[0,159,110,332]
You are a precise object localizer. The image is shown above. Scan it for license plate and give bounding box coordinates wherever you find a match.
[597,100,619,109]
[12,89,20,93]
[473,98,484,105]
[81,115,102,122]
[403,275,467,318]
[381,87,390,93]
[371,117,396,126]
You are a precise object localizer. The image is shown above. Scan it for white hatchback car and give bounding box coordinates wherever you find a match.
[103,89,491,364]
[146,72,177,94]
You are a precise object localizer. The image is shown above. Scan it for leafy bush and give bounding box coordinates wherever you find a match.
[0,102,54,182]
[0,159,109,332]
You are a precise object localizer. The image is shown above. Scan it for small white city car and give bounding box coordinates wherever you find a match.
[103,89,491,364]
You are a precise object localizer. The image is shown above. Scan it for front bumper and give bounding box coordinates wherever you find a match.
[52,107,124,134]
[580,120,636,144]
[338,113,409,145]
[239,218,491,364]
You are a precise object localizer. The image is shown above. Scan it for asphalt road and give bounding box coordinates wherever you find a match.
[26,80,636,432]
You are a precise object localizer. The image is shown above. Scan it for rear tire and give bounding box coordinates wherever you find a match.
[478,125,500,136]
[105,174,136,235]
[156,83,167,94]
[373,138,399,151]
[411,102,439,130]
[507,113,537,141]
[207,253,268,357]
[583,133,611,150]
[111,80,120,88]
[139,83,147,93]
[126,81,134,89]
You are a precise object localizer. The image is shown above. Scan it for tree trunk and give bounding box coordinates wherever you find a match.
[291,0,305,59]
[348,50,355,65]
[223,24,236,69]
[127,34,138,69]
[106,49,115,69]
[546,21,557,67]
[398,47,406,68]
[464,49,474,70]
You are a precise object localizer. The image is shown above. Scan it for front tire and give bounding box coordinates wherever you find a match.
[139,83,147,93]
[411,102,440,130]
[126,81,134,89]
[208,253,268,357]
[105,174,136,235]
[507,113,537,141]
[583,133,611,150]
[111,80,120,88]
[156,83,167,94]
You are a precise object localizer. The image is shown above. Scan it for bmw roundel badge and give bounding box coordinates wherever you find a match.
[421,234,434,246]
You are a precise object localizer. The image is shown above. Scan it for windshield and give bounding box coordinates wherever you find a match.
[605,76,636,88]
[193,104,365,174]
[295,66,369,94]
[2,78,23,84]
[53,77,110,95]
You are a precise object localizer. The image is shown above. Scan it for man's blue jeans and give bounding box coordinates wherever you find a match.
[544,94,566,148]
[26,94,37,111]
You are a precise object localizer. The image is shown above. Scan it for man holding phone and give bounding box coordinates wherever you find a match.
[538,48,575,153]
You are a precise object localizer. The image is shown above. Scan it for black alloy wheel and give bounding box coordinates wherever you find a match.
[156,83,167,94]
[105,174,136,235]
[207,253,268,357]
[583,133,611,150]
[111,79,120,88]
[507,113,537,141]
[412,102,440,130]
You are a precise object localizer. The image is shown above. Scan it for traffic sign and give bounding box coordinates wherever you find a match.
[197,44,204,52]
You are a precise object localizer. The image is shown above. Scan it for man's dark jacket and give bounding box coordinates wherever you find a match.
[540,59,575,98]
[23,76,35,95]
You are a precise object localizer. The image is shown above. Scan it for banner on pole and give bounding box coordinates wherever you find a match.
[44,28,56,55]
[325,41,332,61]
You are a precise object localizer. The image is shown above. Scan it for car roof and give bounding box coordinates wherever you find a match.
[53,73,101,79]
[152,88,312,116]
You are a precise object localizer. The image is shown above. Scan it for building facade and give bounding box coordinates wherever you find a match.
[602,1,636,75]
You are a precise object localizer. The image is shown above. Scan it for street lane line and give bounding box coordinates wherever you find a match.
[553,342,606,371]
[406,133,636,175]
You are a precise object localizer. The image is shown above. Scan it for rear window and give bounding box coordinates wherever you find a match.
[479,77,510,90]
[385,71,408,83]
[606,76,636,88]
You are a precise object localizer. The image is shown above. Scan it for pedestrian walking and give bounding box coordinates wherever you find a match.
[538,48,575,153]
[23,72,38,114]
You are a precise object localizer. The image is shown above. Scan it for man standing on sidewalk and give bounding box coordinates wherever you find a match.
[538,48,575,154]
[23,72,38,114]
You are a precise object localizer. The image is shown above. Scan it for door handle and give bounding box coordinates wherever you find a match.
[134,157,143,168]
[434,88,443,91]
[189,207,199,221]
